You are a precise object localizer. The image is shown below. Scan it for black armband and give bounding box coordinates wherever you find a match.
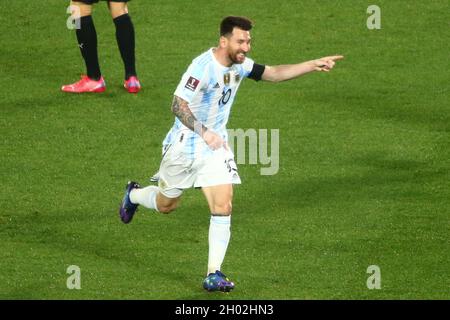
[248,63,266,81]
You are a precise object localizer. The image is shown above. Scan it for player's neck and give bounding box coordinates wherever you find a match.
[212,47,233,68]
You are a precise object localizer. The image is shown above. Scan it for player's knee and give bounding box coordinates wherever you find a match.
[70,2,92,17]
[109,3,128,19]
[213,203,232,215]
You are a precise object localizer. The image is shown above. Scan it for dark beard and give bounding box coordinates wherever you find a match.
[228,51,245,64]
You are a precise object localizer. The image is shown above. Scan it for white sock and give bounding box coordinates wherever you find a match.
[129,186,159,212]
[207,215,231,275]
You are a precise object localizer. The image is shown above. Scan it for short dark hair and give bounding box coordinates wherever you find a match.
[220,16,253,37]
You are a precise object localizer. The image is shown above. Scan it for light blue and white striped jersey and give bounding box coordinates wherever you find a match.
[162,48,256,159]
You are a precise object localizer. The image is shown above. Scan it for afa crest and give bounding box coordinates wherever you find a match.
[224,73,230,85]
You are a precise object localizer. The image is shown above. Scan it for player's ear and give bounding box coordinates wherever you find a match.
[219,36,228,48]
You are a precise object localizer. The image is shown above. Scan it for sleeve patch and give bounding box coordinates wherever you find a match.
[185,76,200,91]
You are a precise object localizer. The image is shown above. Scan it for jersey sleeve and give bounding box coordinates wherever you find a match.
[174,61,208,103]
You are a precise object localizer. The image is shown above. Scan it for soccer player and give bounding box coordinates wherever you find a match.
[62,0,141,93]
[119,16,343,292]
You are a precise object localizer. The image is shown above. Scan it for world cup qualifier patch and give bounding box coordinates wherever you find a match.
[185,76,200,91]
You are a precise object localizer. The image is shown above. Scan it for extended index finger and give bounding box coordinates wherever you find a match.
[328,55,344,61]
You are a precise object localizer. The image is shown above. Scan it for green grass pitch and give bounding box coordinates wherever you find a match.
[0,0,449,299]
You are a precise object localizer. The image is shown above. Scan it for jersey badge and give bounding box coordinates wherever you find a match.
[185,76,200,91]
[224,73,230,85]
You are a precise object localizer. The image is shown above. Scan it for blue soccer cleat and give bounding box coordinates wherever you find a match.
[203,270,235,292]
[119,181,140,224]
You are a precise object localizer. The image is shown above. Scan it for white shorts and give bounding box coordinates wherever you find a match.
[158,141,241,198]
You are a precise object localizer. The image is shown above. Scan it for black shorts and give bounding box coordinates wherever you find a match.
[73,0,131,4]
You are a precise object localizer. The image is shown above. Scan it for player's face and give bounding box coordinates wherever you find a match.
[226,28,252,64]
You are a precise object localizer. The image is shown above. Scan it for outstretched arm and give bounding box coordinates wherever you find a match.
[171,95,224,150]
[261,55,344,82]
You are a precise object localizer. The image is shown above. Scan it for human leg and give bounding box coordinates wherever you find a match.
[62,1,104,92]
[201,184,235,292]
[202,184,233,274]
[119,181,181,224]
[108,1,140,92]
[129,184,181,214]
[202,183,233,215]
[202,184,234,292]
[71,1,101,80]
